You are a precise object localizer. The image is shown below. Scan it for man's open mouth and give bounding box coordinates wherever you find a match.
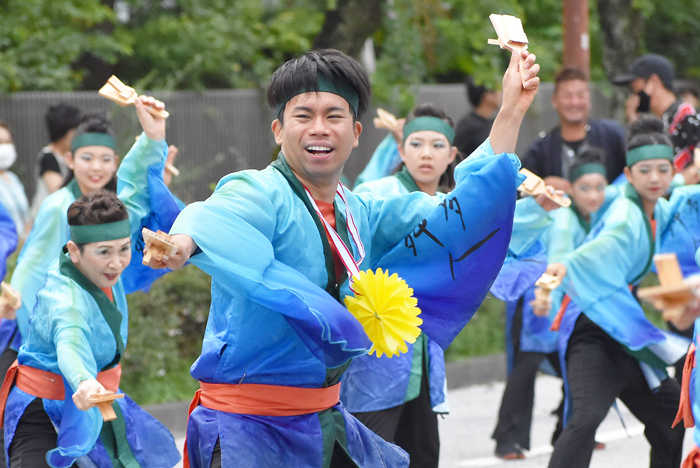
[306,146,332,155]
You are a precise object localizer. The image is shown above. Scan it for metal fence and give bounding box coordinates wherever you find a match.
[1,83,615,203]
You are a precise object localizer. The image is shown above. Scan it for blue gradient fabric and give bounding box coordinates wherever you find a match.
[0,201,17,281]
[170,139,523,467]
[342,172,447,414]
[659,185,700,276]
[4,256,179,467]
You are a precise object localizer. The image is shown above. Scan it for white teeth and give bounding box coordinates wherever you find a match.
[307,146,331,152]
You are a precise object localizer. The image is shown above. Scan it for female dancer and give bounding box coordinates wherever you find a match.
[546,116,693,468]
[0,191,179,467]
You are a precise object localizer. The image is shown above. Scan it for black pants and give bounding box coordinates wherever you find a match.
[352,364,439,468]
[8,397,56,467]
[492,296,563,452]
[548,314,684,468]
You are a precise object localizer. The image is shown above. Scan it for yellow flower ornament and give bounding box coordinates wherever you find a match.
[344,268,423,358]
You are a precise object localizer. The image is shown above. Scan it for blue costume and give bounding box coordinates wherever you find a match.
[342,167,447,416]
[171,138,524,468]
[548,183,697,468]
[3,252,180,468]
[0,201,17,282]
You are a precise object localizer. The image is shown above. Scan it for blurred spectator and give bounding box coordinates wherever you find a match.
[29,103,82,220]
[677,82,700,109]
[0,120,29,238]
[614,54,700,184]
[521,68,627,192]
[453,75,501,157]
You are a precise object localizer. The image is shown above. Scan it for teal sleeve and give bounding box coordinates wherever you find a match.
[560,203,644,310]
[51,293,99,391]
[542,209,581,262]
[11,201,68,340]
[353,134,400,188]
[116,133,168,242]
[509,196,551,256]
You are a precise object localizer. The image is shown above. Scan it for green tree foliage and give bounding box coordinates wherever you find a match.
[0,0,129,92]
[1,0,698,96]
[113,0,327,90]
[370,0,612,114]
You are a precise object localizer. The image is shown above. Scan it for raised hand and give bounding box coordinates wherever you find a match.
[134,96,166,141]
[501,48,541,116]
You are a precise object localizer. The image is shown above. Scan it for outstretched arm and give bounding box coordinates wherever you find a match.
[489,49,540,155]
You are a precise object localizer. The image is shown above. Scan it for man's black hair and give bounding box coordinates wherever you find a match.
[45,103,82,143]
[266,49,371,123]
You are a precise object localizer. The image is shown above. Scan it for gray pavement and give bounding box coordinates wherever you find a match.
[162,373,695,467]
[439,375,695,468]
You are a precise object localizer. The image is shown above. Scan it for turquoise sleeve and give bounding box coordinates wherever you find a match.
[116,133,168,242]
[509,196,551,257]
[11,200,68,340]
[354,134,401,188]
[50,290,99,391]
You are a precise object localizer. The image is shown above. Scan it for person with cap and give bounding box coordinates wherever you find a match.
[521,68,627,193]
[0,190,180,468]
[150,47,542,468]
[453,75,502,158]
[615,53,700,185]
[542,115,698,468]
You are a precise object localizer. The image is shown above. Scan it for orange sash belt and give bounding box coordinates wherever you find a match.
[550,295,571,332]
[0,360,121,427]
[674,344,697,429]
[183,381,341,468]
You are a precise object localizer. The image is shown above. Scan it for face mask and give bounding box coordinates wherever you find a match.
[0,144,16,170]
[637,90,651,113]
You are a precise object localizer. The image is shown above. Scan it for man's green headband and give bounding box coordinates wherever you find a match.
[402,116,455,145]
[626,144,674,167]
[70,219,130,244]
[569,163,607,183]
[276,74,360,118]
[71,133,117,153]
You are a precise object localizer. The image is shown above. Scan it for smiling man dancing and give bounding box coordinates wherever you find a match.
[155,48,540,468]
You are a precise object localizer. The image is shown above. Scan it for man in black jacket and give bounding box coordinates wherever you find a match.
[520,68,626,193]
